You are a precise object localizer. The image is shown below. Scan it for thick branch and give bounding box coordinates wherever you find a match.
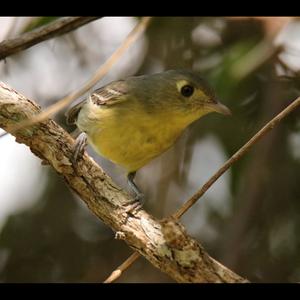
[0,17,101,60]
[0,82,247,283]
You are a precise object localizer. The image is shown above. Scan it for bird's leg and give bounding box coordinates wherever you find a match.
[126,172,145,212]
[72,132,88,165]
[127,172,144,202]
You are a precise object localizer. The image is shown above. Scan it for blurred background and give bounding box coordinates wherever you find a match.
[1,16,300,283]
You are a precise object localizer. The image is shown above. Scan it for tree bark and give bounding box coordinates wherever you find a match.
[0,81,248,283]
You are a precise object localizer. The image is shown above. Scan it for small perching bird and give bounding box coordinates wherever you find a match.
[66,69,231,207]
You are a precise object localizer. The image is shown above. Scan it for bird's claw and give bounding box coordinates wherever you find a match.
[72,132,87,165]
[124,191,145,214]
[125,172,145,214]
[124,199,143,215]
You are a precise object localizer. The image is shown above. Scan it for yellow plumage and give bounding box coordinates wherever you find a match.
[66,70,230,201]
[77,100,210,172]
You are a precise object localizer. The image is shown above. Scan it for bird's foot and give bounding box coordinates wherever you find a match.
[125,172,145,214]
[124,193,145,215]
[72,132,87,165]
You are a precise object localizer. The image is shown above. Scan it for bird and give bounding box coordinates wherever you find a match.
[66,69,231,207]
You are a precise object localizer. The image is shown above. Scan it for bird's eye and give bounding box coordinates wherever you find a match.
[181,85,194,97]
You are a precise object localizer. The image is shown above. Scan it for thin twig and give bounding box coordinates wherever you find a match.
[103,252,140,283]
[173,96,300,219]
[0,17,101,60]
[0,17,152,139]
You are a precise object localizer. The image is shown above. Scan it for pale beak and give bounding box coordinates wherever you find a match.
[207,101,232,116]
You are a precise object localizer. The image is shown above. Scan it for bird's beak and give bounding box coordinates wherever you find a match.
[206,101,232,116]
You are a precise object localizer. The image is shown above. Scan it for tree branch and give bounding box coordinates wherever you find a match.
[0,17,101,60]
[0,81,247,283]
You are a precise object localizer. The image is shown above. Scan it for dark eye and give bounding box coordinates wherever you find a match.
[181,85,194,97]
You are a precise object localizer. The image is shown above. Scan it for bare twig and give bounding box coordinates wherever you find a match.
[103,252,140,283]
[173,96,300,219]
[0,17,101,60]
[0,16,152,139]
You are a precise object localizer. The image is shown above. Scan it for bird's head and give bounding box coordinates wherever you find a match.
[157,70,231,122]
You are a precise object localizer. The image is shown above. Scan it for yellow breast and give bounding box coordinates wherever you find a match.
[78,103,188,173]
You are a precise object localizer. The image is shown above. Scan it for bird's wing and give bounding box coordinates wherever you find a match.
[66,80,129,125]
[90,80,128,106]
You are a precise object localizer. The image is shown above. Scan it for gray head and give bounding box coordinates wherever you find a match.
[129,69,231,118]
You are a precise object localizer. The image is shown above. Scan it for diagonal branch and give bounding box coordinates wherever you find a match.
[0,17,101,60]
[0,81,247,283]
